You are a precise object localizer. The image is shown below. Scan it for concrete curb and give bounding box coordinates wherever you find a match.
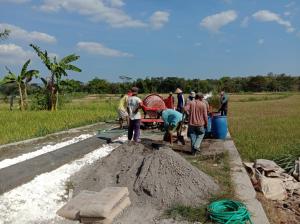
[0,122,106,150]
[225,137,270,224]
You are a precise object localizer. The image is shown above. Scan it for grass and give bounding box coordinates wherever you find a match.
[164,152,233,223]
[0,96,118,145]
[228,93,300,161]
[230,93,291,102]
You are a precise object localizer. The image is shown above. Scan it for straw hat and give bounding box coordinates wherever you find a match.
[175,88,182,94]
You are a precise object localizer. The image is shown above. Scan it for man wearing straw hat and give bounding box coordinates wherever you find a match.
[175,88,184,113]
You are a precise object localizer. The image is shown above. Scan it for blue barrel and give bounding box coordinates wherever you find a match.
[212,115,228,139]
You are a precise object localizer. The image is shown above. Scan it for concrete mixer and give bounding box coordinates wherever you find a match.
[141,94,166,128]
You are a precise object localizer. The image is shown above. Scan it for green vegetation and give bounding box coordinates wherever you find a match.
[33,75,300,94]
[30,44,81,111]
[228,93,300,161]
[164,152,233,222]
[0,96,118,144]
[1,60,39,110]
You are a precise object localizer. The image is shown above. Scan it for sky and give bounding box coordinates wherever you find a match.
[0,0,300,82]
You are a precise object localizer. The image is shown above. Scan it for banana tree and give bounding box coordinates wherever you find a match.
[30,44,81,111]
[1,60,39,111]
[21,60,39,109]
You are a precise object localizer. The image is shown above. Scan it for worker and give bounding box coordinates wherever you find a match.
[117,90,132,129]
[218,91,228,116]
[175,88,185,113]
[164,92,175,109]
[127,87,142,143]
[160,109,183,145]
[186,91,196,105]
[184,92,208,155]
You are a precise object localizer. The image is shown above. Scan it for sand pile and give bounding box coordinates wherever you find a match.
[70,143,219,223]
[71,143,219,205]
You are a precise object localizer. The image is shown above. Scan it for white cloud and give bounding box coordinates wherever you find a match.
[149,11,170,29]
[36,0,146,28]
[0,23,56,43]
[252,10,295,33]
[241,16,249,28]
[0,0,30,3]
[284,11,291,17]
[258,38,264,45]
[194,42,202,47]
[0,44,34,65]
[176,35,182,39]
[107,0,124,7]
[77,41,133,57]
[200,10,238,32]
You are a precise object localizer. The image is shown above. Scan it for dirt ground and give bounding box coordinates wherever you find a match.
[63,142,220,224]
[257,192,300,224]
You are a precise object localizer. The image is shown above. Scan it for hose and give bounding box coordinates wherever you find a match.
[207,199,253,224]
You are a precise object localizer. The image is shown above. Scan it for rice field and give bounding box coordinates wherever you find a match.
[0,96,118,145]
[228,93,300,161]
[1,92,300,162]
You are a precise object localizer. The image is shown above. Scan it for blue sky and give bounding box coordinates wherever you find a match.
[0,0,300,82]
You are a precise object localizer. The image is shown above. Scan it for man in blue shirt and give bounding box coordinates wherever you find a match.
[161,109,183,145]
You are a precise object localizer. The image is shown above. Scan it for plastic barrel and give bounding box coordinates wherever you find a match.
[212,115,228,139]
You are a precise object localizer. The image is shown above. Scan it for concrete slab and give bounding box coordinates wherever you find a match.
[80,187,129,218]
[225,139,270,224]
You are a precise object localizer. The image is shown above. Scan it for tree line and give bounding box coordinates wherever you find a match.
[1,74,299,102]
[29,74,299,95]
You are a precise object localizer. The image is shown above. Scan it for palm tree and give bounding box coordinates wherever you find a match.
[1,60,39,110]
[30,44,81,111]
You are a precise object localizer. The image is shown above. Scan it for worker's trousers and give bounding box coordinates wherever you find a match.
[128,119,141,142]
[188,125,205,153]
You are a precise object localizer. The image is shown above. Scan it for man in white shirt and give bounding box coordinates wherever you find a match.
[127,87,142,142]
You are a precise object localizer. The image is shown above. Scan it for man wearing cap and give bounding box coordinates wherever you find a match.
[184,92,208,155]
[127,87,143,142]
[175,88,185,113]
